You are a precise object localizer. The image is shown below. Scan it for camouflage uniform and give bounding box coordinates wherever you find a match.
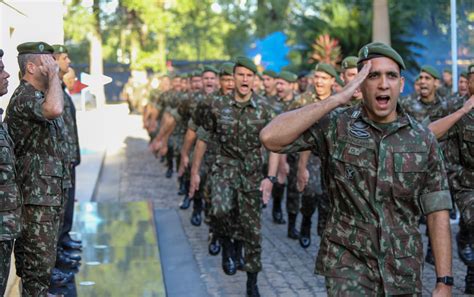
[400,93,454,126]
[198,92,273,272]
[277,104,452,295]
[58,88,80,245]
[0,118,22,296]
[444,111,474,261]
[287,90,330,236]
[156,90,181,172]
[5,80,65,296]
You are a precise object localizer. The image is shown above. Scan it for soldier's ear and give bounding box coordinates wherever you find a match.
[434,79,440,88]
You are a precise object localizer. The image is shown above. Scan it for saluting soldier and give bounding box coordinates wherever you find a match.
[0,48,22,296]
[261,42,453,296]
[6,42,65,296]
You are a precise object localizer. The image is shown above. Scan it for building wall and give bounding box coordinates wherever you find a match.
[0,0,63,109]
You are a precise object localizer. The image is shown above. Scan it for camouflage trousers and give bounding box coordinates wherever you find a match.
[210,173,262,273]
[15,204,62,297]
[57,188,72,245]
[0,239,13,296]
[325,276,420,297]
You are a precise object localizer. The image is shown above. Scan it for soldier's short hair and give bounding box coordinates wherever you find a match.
[17,54,38,77]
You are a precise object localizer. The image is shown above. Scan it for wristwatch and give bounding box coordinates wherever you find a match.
[265,176,278,184]
[436,276,454,286]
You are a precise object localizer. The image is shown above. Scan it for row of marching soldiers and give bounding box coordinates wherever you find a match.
[0,42,83,296]
[143,51,474,296]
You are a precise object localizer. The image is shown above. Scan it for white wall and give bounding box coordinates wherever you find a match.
[0,0,63,108]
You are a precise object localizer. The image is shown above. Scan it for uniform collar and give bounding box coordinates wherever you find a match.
[231,91,258,109]
[348,102,412,132]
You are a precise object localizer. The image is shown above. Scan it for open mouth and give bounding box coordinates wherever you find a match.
[375,95,390,107]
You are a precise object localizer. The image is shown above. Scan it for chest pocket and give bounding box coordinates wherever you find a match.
[244,119,266,149]
[216,118,237,144]
[332,139,376,180]
[392,145,428,197]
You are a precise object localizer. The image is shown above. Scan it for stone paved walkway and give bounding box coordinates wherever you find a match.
[95,114,470,296]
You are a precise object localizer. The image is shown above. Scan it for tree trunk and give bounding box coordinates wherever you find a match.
[372,0,391,45]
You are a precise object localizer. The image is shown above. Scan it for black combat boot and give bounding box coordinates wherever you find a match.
[177,176,186,195]
[457,223,474,265]
[466,266,474,294]
[271,182,286,224]
[179,195,191,210]
[287,213,299,240]
[425,241,435,265]
[208,229,221,255]
[221,237,236,275]
[299,215,312,248]
[235,240,245,271]
[246,272,260,297]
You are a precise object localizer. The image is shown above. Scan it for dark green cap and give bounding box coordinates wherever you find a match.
[52,44,68,54]
[278,71,297,83]
[468,64,474,75]
[314,63,337,78]
[335,75,344,87]
[256,72,263,79]
[262,69,278,78]
[234,56,258,73]
[460,71,468,78]
[443,68,452,74]
[220,62,234,76]
[17,41,54,55]
[415,74,420,81]
[178,72,188,79]
[341,56,358,70]
[190,70,202,77]
[203,65,219,75]
[420,65,440,79]
[0,49,3,58]
[357,42,405,70]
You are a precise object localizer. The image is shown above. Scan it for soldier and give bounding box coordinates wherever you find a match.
[290,63,336,248]
[341,56,363,103]
[189,57,279,297]
[6,42,65,296]
[438,68,453,98]
[297,71,309,94]
[261,42,453,296]
[428,64,474,294]
[0,48,22,296]
[52,45,82,259]
[269,71,297,228]
[262,69,278,99]
[252,72,264,96]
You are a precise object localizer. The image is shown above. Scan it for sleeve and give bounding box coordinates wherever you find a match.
[443,122,466,193]
[15,94,49,123]
[196,126,211,143]
[418,134,452,214]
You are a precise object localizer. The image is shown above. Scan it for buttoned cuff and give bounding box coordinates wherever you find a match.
[420,190,452,215]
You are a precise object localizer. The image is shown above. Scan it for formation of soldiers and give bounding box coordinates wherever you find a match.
[0,42,83,296]
[144,42,474,296]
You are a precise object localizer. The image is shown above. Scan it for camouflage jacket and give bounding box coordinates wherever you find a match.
[278,103,451,295]
[198,92,274,191]
[443,110,474,193]
[5,80,64,206]
[0,122,22,241]
[400,93,454,125]
[267,95,295,116]
[289,89,327,111]
[62,88,81,166]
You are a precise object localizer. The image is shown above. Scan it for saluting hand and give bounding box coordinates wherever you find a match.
[39,55,59,80]
[338,61,372,105]
[461,94,474,115]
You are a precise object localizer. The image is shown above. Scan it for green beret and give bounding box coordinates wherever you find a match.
[415,74,420,81]
[460,71,468,78]
[468,64,474,75]
[443,68,452,74]
[203,65,219,75]
[256,72,263,79]
[262,69,278,78]
[420,65,440,79]
[357,42,405,70]
[52,44,68,54]
[190,70,202,77]
[341,56,358,70]
[278,71,297,83]
[314,63,337,78]
[0,49,3,58]
[220,62,234,76]
[17,41,54,55]
[335,75,345,87]
[234,56,258,73]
